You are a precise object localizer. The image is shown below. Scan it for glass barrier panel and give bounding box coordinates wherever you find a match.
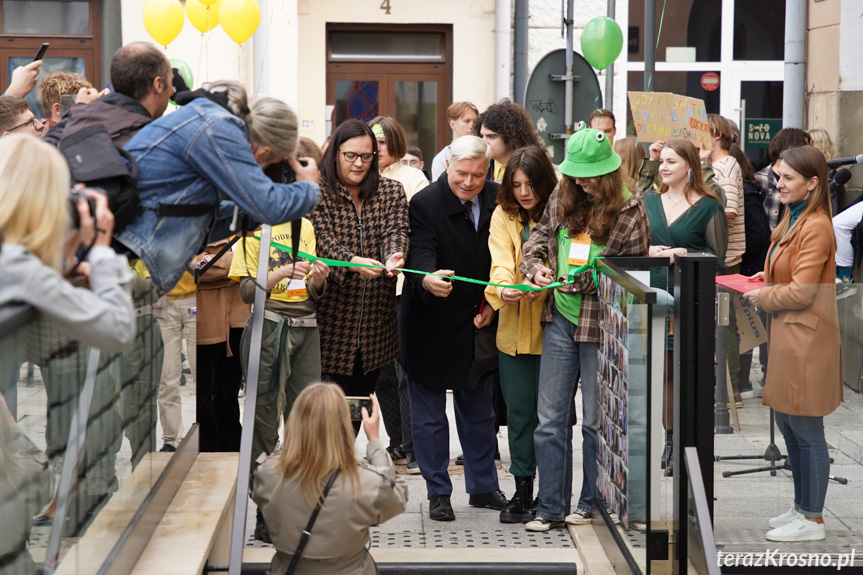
[685,447,721,575]
[0,276,176,573]
[596,262,671,574]
[713,281,863,571]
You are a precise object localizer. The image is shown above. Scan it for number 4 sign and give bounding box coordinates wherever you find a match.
[380,0,391,13]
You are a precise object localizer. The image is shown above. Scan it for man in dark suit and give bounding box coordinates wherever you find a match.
[400,135,506,521]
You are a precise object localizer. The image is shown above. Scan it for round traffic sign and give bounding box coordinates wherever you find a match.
[701,72,720,92]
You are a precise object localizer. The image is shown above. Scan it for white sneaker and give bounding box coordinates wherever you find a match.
[766,515,826,542]
[565,509,592,525]
[525,518,565,532]
[768,505,798,528]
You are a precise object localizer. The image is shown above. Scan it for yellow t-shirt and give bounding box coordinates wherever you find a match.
[493,159,506,182]
[228,218,317,304]
[134,260,195,299]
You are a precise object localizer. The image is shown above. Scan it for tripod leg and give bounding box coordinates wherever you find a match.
[723,464,782,478]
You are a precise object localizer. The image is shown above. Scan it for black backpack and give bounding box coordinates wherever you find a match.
[740,180,771,276]
[59,123,142,233]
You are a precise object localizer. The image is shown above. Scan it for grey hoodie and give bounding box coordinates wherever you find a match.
[0,243,135,353]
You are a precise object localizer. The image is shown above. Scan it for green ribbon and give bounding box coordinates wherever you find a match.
[251,236,601,292]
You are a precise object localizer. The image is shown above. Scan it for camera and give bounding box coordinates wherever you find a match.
[69,189,96,229]
[264,156,309,184]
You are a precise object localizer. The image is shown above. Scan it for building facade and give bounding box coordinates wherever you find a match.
[0,0,858,193]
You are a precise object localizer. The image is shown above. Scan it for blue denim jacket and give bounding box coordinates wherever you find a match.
[117,98,320,295]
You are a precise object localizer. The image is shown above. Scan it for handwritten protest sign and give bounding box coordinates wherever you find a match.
[628,91,712,149]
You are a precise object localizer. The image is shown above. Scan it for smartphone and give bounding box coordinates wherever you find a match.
[60,94,77,116]
[345,396,372,421]
[34,43,49,62]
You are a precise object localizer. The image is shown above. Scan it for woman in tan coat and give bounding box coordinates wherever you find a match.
[744,145,842,543]
[252,383,408,575]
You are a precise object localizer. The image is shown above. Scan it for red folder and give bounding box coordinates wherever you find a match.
[715,273,764,294]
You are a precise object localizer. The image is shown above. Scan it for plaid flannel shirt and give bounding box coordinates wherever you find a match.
[520,187,651,343]
[755,164,781,231]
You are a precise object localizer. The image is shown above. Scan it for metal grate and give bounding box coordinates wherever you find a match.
[370,528,574,548]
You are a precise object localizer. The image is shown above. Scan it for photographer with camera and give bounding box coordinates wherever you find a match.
[0,134,135,351]
[119,81,320,296]
[252,384,407,575]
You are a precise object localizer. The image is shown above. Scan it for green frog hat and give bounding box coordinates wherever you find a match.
[558,123,622,178]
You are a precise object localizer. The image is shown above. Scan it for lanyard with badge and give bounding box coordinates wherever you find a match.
[567,219,593,268]
[273,248,308,298]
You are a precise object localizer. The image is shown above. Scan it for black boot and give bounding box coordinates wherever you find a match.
[500,476,535,523]
[664,431,674,477]
[255,508,272,544]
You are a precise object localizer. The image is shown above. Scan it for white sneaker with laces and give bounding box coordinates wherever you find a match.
[565,509,592,525]
[766,515,826,542]
[525,518,564,532]
[768,505,798,528]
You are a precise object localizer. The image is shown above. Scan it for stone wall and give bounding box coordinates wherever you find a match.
[807,0,863,203]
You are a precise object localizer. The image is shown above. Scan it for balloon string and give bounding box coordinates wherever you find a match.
[255,0,275,97]
[656,0,667,50]
[197,31,204,88]
[648,0,668,92]
[238,44,243,82]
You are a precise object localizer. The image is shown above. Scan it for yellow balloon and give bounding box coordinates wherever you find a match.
[219,0,261,45]
[143,0,184,47]
[187,0,220,33]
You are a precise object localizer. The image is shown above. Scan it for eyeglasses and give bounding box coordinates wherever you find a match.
[7,116,46,133]
[339,150,375,163]
[401,158,421,168]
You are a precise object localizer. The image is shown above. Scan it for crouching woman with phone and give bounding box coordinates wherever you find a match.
[743,146,842,542]
[253,384,408,575]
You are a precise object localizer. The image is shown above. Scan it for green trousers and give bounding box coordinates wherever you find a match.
[240,314,321,467]
[498,352,541,477]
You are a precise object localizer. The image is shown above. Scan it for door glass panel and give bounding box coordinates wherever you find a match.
[740,80,783,170]
[734,0,785,61]
[394,81,438,167]
[9,56,86,117]
[628,1,721,62]
[3,1,90,35]
[335,81,379,125]
[330,32,443,61]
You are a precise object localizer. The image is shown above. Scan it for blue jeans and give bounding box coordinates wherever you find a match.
[774,411,829,518]
[534,310,599,521]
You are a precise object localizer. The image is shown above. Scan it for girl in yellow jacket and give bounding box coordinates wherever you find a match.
[485,146,556,523]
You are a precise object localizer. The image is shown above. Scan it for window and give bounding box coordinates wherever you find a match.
[0,0,102,115]
[326,24,452,161]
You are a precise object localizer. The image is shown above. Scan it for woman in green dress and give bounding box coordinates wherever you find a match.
[638,139,727,475]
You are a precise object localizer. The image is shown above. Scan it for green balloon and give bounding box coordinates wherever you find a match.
[581,17,624,71]
[169,58,194,105]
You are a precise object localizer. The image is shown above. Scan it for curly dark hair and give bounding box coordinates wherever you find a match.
[472,99,543,151]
